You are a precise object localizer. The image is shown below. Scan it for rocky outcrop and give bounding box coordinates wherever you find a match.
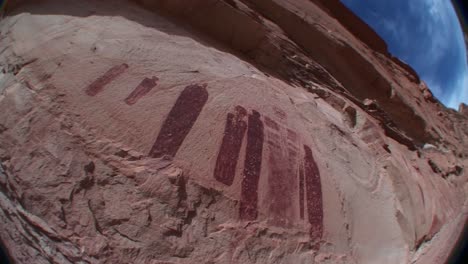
[309,0,388,55]
[135,0,436,146]
[0,0,467,263]
[460,103,468,116]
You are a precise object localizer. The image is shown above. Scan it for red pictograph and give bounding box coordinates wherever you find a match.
[85,63,129,96]
[303,145,323,240]
[149,84,208,158]
[214,106,248,186]
[239,110,264,221]
[125,77,159,105]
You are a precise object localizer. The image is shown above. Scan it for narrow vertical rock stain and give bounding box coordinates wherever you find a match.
[149,84,209,158]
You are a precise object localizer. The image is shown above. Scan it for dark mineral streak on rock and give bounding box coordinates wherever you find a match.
[214,106,248,186]
[239,110,264,221]
[303,145,323,240]
[125,76,159,105]
[149,84,209,158]
[85,63,129,96]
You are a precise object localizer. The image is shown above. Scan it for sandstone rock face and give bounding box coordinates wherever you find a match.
[0,0,467,263]
[460,103,468,116]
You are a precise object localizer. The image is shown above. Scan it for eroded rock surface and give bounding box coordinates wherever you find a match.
[0,0,467,263]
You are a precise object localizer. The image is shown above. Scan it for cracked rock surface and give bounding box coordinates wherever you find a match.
[0,0,467,263]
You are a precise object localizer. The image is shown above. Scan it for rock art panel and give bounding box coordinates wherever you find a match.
[149,84,209,158]
[214,106,248,186]
[85,63,129,96]
[303,145,323,240]
[2,0,466,262]
[239,110,264,221]
[124,76,158,105]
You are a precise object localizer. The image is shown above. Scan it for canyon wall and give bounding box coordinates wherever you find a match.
[0,0,467,263]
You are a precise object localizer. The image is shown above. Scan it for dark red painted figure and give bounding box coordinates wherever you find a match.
[298,165,305,220]
[85,63,129,96]
[239,110,264,221]
[303,145,323,240]
[125,77,158,105]
[267,139,294,226]
[149,84,208,158]
[214,106,248,186]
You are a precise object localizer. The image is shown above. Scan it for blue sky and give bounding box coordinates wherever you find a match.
[342,0,468,109]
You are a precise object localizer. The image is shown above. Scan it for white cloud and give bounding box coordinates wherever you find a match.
[421,0,452,64]
[343,0,468,108]
[426,79,443,97]
[380,19,398,38]
[427,0,447,22]
[446,72,468,109]
[413,0,468,108]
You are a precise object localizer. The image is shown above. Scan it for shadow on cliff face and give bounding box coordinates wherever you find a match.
[4,0,289,100]
[0,240,11,264]
[5,0,436,147]
[447,220,468,264]
[6,0,242,59]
